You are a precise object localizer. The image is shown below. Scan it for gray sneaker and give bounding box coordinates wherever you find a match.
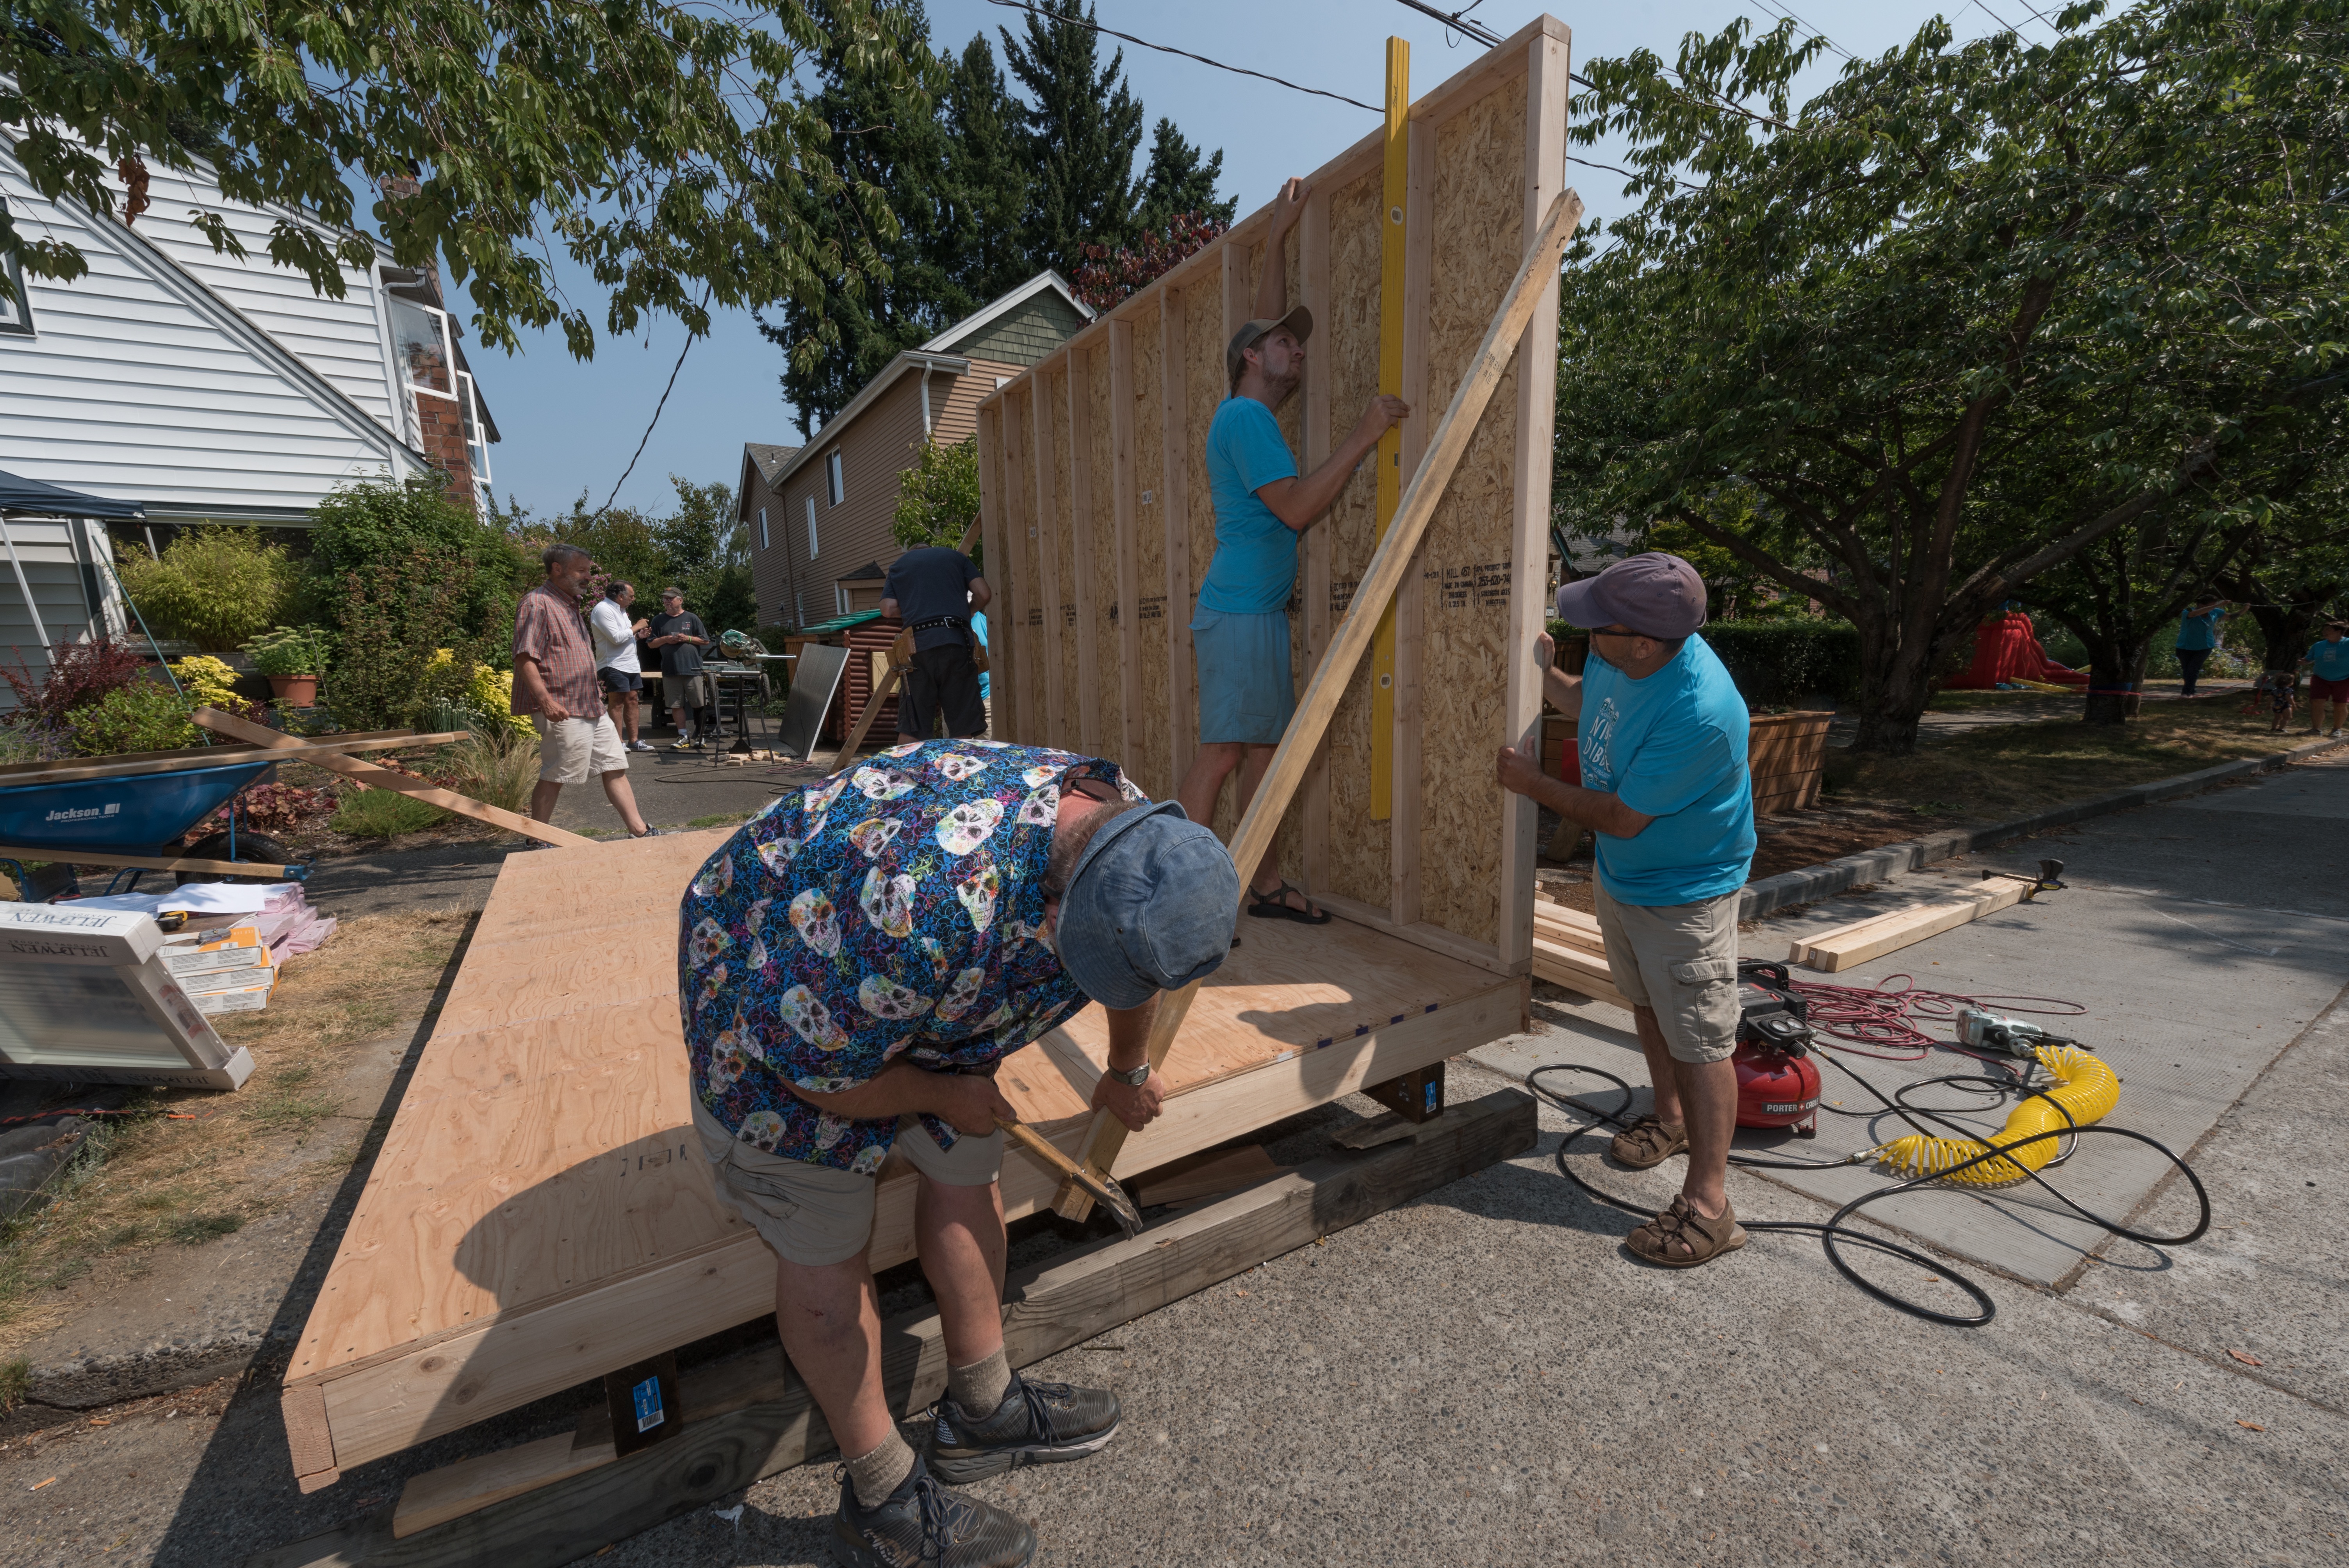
[831,1453,1034,1568]
[926,1372,1121,1484]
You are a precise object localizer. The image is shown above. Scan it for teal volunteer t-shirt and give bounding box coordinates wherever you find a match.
[1197,397,1301,616]
[1577,635,1757,906]
[2176,607,2227,651]
[2311,638,2349,682]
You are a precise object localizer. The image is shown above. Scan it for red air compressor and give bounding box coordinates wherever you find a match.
[1733,960,1822,1137]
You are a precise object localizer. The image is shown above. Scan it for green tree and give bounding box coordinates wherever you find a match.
[938,34,1037,302]
[307,474,527,643]
[652,478,759,634]
[891,436,981,555]
[1133,118,1233,235]
[2,0,925,360]
[1001,0,1144,277]
[1553,2,2349,754]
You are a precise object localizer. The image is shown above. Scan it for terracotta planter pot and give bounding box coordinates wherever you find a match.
[267,674,319,706]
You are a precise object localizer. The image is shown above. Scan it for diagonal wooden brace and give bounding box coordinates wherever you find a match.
[1052,187,1585,1219]
[192,708,597,849]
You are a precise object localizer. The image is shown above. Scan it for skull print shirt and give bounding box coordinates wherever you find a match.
[679,739,1139,1173]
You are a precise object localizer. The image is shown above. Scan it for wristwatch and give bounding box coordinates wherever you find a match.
[1105,1062,1152,1087]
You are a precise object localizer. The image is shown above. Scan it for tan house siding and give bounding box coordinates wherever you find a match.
[749,358,1028,627]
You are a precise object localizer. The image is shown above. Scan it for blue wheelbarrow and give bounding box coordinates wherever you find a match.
[0,727,458,897]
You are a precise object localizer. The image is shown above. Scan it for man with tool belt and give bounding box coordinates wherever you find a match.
[882,545,992,743]
[679,741,1238,1567]
[1496,552,1758,1269]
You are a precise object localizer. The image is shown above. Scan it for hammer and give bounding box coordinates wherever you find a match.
[997,1119,1144,1239]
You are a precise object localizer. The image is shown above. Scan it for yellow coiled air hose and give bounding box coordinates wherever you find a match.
[1875,1044,2120,1185]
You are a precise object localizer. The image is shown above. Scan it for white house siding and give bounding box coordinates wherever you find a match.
[0,154,418,521]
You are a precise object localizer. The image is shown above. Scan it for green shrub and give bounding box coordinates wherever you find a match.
[330,788,451,837]
[64,681,199,755]
[892,436,981,558]
[1550,617,1860,705]
[439,727,540,814]
[115,528,297,650]
[325,550,483,731]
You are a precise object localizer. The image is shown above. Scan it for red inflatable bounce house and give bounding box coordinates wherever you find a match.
[1944,610,2090,690]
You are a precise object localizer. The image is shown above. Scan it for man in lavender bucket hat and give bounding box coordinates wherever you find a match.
[1499,552,1757,1270]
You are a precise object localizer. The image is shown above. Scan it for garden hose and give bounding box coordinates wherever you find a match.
[1873,1044,2120,1185]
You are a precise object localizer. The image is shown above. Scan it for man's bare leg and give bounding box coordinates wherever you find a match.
[772,1251,897,1461]
[916,1175,1008,1368]
[599,770,649,836]
[1176,741,1244,832]
[529,780,562,822]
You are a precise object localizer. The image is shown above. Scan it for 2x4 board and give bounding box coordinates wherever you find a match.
[978,15,1572,982]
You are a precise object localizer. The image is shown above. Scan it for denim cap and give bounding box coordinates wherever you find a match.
[1553,551,1707,640]
[1056,800,1240,1009]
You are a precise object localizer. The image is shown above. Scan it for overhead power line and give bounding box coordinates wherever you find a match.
[979,0,1378,114]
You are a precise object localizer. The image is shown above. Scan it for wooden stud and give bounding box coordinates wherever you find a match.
[1055,191,1586,1217]
[1495,27,1571,972]
[1369,38,1409,826]
[1033,358,1069,749]
[0,843,304,880]
[1108,321,1143,766]
[999,390,1033,744]
[1067,345,1102,753]
[1161,287,1193,786]
[976,403,1017,743]
[1390,96,1435,926]
[0,729,459,788]
[191,710,595,848]
[1298,184,1334,894]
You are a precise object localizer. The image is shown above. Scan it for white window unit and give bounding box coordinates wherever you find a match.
[825,451,844,506]
[0,199,32,337]
[758,506,770,551]
[805,495,819,559]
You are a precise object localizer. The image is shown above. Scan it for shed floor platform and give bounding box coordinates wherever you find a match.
[283,830,1524,1486]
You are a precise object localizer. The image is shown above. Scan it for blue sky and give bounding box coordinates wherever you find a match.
[474,0,2034,520]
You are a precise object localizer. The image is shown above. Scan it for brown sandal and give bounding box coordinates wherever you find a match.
[1625,1195,1747,1269]
[1608,1114,1688,1169]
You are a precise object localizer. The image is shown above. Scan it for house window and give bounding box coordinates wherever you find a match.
[805,495,819,559]
[456,371,492,486]
[836,585,851,618]
[0,199,33,337]
[758,506,770,552]
[825,451,844,506]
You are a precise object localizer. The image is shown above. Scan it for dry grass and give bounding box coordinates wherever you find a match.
[1829,693,2303,821]
[0,907,474,1356]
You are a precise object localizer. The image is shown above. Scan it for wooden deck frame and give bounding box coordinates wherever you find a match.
[975,16,1570,980]
[278,831,1527,1490]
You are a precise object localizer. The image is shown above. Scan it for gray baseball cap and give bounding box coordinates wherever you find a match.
[1226,306,1314,387]
[1553,552,1708,639]
[1056,801,1239,1009]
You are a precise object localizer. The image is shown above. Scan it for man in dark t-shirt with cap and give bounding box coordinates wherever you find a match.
[1498,552,1757,1271]
[882,545,992,743]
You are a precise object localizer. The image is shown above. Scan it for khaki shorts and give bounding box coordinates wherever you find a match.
[532,713,627,784]
[663,673,713,711]
[692,1100,1004,1267]
[1592,881,1741,1064]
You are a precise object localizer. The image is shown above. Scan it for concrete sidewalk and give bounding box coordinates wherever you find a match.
[5,764,2342,1566]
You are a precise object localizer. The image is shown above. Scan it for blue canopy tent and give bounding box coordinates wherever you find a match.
[0,470,190,718]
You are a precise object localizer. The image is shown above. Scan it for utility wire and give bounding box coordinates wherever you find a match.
[980,0,1379,114]
[592,286,711,521]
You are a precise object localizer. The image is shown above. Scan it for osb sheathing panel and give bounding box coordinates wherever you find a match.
[1083,344,1122,761]
[1048,363,1080,752]
[1182,283,1230,837]
[1321,167,1390,910]
[1415,75,1528,947]
[1130,302,1172,799]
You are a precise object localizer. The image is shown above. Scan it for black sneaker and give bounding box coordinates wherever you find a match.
[831,1453,1034,1568]
[927,1372,1121,1484]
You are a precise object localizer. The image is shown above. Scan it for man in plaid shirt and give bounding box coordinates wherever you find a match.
[512,543,659,838]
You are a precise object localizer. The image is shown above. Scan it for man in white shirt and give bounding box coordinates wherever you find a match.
[589,581,654,753]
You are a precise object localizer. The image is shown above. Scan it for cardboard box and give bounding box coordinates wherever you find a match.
[191,976,274,1015]
[162,923,273,978]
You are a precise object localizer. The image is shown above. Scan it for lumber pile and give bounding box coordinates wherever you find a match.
[1785,875,2037,972]
[1530,899,1632,1011]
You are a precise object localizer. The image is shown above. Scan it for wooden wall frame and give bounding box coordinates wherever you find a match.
[978,16,1569,978]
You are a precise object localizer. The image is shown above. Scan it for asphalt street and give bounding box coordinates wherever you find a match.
[3,757,2342,1566]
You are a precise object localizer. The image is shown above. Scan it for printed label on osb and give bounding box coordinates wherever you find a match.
[1137,596,1166,622]
[1429,561,1511,612]
[1330,579,1358,617]
[1027,608,1044,627]
[1062,603,1077,626]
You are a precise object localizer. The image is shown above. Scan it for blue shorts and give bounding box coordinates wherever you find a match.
[1192,608,1294,745]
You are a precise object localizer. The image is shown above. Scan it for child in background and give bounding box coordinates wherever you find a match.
[2253,667,2297,734]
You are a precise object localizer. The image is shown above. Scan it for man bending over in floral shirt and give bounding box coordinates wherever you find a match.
[679,739,1238,1568]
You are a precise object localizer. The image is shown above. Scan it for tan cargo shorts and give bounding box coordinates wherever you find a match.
[692,1100,1004,1267]
[531,713,627,784]
[1592,882,1742,1065]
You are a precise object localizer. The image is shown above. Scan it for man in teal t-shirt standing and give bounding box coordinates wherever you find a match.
[1498,552,1758,1270]
[2174,593,2231,697]
[1178,176,1409,923]
[2303,619,2349,737]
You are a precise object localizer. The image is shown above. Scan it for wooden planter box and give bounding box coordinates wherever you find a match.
[1541,709,1834,818]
